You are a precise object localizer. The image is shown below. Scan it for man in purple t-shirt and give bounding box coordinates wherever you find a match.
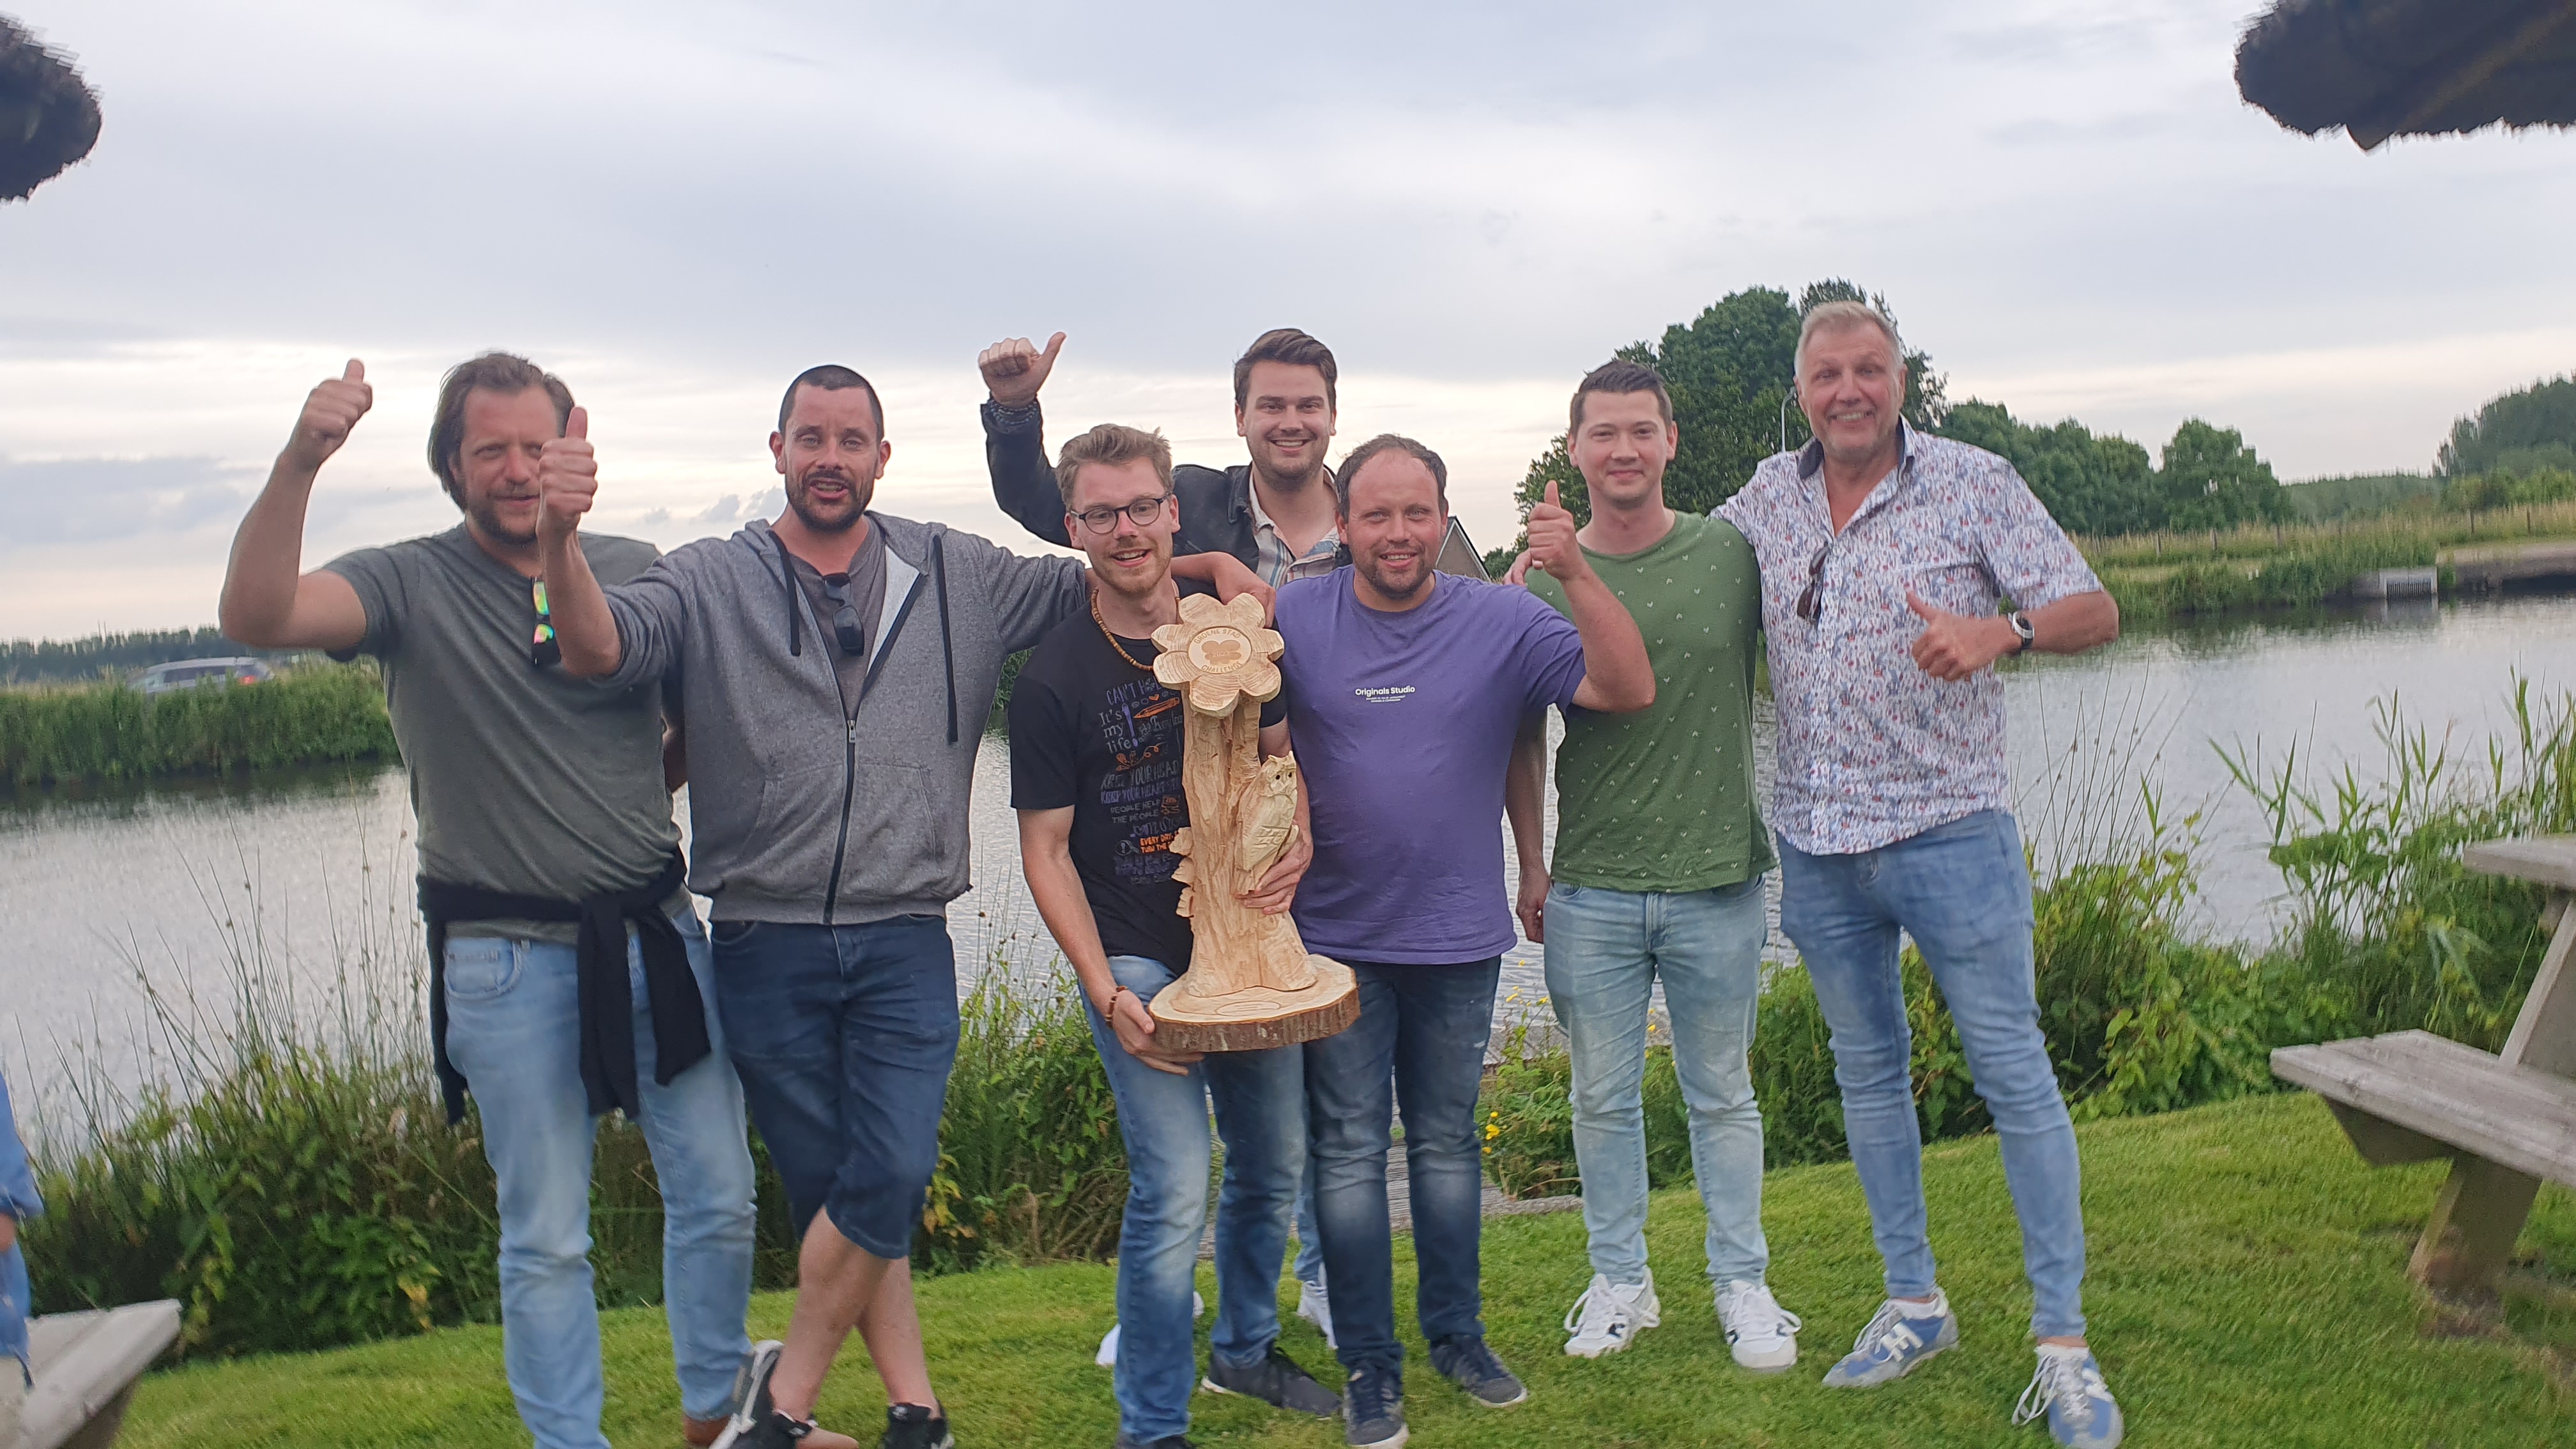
[1273,434,1655,1449]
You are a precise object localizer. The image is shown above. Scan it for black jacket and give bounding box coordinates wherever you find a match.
[983,399,1273,567]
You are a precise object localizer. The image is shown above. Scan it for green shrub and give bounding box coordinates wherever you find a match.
[0,665,396,786]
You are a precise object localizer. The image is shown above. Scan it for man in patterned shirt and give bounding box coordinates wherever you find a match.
[1717,302,2126,1449]
[1503,361,1803,1370]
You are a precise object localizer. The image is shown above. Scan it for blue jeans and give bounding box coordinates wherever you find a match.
[1774,810,2087,1340]
[710,916,960,1260]
[1543,877,1771,1287]
[1305,958,1501,1372]
[442,910,757,1449]
[1087,956,1306,1442]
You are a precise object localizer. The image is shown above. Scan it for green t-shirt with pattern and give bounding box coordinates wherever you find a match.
[1529,510,1773,893]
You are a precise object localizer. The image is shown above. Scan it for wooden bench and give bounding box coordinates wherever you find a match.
[2271,835,2576,1292]
[15,1300,181,1449]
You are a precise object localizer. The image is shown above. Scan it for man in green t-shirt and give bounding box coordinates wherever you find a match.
[1506,361,1803,1370]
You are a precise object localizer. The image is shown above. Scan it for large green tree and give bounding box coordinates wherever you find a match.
[2439,374,2576,477]
[1505,281,1945,538]
[2159,420,2291,530]
[1935,401,2159,537]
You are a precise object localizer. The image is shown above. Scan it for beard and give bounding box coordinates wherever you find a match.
[1090,539,1174,601]
[785,467,870,533]
[467,496,539,548]
[1353,546,1430,602]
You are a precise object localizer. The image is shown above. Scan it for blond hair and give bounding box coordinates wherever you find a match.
[1054,423,1174,505]
[1795,300,1903,377]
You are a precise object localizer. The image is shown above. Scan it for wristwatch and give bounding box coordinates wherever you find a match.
[2007,611,2035,654]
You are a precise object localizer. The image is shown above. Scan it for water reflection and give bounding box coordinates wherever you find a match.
[5,593,2572,1103]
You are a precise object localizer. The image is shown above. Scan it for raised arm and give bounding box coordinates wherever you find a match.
[217,360,374,650]
[1526,480,1654,712]
[979,332,1075,548]
[534,406,626,678]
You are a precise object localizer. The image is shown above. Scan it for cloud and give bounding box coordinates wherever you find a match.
[0,456,256,548]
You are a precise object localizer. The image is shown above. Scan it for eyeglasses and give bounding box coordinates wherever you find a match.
[531,580,561,666]
[820,573,866,656]
[1071,493,1172,534]
[1796,547,1829,624]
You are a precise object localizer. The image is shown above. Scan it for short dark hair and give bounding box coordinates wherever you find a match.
[1232,328,1338,411]
[1570,359,1674,433]
[1333,433,1447,515]
[428,353,574,507]
[777,364,885,438]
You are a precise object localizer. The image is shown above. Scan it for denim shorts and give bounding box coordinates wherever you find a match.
[709,915,959,1261]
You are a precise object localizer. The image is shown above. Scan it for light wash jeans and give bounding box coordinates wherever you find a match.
[1775,809,2087,1340]
[1543,876,1771,1288]
[1085,956,1307,1443]
[443,910,758,1449]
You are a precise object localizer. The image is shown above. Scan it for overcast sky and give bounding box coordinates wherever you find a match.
[5,0,2573,640]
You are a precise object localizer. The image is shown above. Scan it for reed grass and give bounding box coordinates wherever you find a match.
[0,664,396,787]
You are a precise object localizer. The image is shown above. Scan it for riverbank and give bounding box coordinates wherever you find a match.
[116,1093,2576,1448]
[2081,502,2576,620]
[0,664,395,787]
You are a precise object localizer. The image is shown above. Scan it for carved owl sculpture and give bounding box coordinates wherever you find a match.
[1235,756,1300,882]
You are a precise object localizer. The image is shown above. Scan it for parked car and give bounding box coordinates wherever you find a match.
[132,657,274,697]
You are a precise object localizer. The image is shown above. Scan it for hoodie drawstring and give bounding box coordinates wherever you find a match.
[932,530,957,746]
[776,531,804,657]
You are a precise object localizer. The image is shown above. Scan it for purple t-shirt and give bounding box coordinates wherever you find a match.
[1276,567,1590,964]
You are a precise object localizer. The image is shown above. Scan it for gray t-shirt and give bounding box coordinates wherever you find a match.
[786,523,890,712]
[326,525,680,942]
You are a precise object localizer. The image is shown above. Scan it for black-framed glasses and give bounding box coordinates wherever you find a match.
[1071,493,1172,534]
[820,573,866,656]
[1796,547,1829,623]
[531,580,562,667]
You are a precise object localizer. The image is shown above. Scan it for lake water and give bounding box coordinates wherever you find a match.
[5,593,2572,1110]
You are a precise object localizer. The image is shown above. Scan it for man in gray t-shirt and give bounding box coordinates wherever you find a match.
[216,354,815,1449]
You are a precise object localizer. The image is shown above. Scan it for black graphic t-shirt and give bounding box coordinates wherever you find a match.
[1008,601,1288,971]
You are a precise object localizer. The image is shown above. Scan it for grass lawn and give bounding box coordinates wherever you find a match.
[122,1092,2576,1448]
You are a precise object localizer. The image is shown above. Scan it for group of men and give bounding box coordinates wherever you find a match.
[216,300,2125,1449]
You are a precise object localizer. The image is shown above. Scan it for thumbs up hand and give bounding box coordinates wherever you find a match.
[1905,587,2017,681]
[978,332,1064,407]
[283,358,373,472]
[539,406,597,551]
[1525,477,1591,584]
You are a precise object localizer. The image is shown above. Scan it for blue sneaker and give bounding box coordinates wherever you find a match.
[2014,1345,2124,1447]
[1820,1292,1959,1388]
[1341,1365,1407,1448]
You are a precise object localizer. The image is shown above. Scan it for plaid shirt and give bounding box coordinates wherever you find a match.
[1718,425,2101,855]
[1248,477,1342,586]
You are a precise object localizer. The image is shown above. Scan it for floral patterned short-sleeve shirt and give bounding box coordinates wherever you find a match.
[1717,425,2101,857]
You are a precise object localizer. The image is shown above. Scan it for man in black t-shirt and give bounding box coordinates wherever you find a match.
[1011,424,1337,1448]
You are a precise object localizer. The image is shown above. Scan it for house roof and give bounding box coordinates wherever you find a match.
[0,14,101,202]
[2235,0,2576,150]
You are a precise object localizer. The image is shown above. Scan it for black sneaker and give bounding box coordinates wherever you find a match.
[881,1403,953,1449]
[1202,1344,1340,1416]
[740,1412,815,1448]
[1340,1365,1408,1448]
[1429,1335,1527,1407]
[709,1341,786,1449]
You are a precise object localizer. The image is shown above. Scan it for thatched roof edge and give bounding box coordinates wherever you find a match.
[0,12,103,201]
[2235,0,2576,150]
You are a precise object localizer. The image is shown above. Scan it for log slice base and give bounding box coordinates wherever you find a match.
[1149,956,1358,1054]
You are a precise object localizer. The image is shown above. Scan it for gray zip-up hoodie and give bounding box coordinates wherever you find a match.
[602,513,1086,924]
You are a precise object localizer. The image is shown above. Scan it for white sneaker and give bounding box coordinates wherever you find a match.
[1561,1269,1661,1358]
[1715,1279,1802,1372]
[1098,1292,1204,1366]
[1296,1278,1337,1350]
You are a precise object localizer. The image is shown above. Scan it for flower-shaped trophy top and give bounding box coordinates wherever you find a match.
[1151,592,1284,716]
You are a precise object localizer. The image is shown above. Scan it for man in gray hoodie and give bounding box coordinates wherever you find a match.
[540,365,1258,1449]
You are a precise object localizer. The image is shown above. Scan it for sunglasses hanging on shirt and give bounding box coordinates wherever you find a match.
[531,579,562,667]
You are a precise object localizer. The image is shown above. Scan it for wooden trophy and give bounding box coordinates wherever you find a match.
[1146,593,1359,1052]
